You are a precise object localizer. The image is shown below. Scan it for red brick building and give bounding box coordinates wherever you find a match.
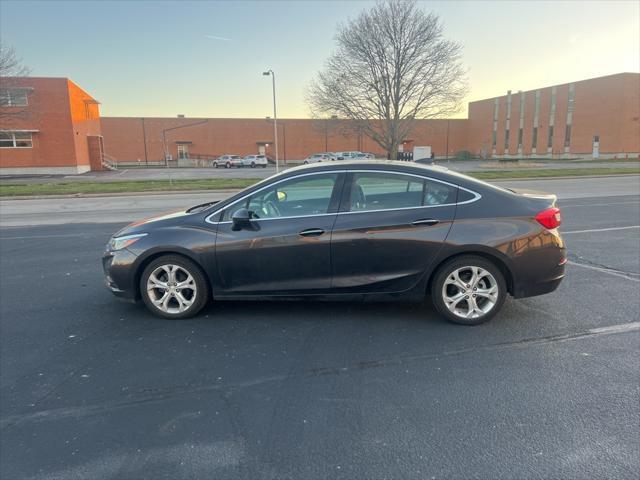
[0,77,103,174]
[466,72,639,159]
[101,72,638,164]
[99,116,469,165]
[1,72,638,174]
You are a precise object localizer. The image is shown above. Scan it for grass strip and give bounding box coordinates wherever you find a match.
[0,168,638,197]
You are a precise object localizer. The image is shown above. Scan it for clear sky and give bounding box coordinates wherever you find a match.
[1,0,638,118]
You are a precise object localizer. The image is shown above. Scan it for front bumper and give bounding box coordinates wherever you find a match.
[102,248,139,301]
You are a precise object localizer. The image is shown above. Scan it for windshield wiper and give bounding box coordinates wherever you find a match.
[186,200,220,213]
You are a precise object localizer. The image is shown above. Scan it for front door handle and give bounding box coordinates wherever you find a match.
[412,218,439,226]
[299,228,325,237]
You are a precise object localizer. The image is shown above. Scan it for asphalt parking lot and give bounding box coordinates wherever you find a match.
[1,178,639,479]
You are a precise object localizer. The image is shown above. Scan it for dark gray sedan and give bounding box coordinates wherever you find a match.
[103,161,566,325]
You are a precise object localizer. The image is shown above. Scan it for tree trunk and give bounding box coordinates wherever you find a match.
[389,142,399,160]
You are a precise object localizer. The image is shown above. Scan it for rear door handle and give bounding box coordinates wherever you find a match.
[412,218,439,226]
[299,228,325,237]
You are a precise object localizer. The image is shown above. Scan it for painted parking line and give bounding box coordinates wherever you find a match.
[567,261,640,282]
[0,233,101,240]
[562,225,640,234]
[562,201,640,208]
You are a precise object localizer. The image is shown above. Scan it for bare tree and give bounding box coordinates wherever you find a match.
[0,43,31,118]
[307,0,467,159]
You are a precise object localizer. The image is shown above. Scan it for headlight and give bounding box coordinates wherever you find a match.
[110,233,147,251]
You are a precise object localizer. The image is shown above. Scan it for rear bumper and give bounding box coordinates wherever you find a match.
[513,268,565,298]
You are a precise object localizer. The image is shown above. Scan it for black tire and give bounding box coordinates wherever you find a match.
[431,255,506,326]
[262,164,267,168]
[213,162,219,168]
[225,162,231,169]
[251,162,256,168]
[304,161,309,165]
[140,255,210,320]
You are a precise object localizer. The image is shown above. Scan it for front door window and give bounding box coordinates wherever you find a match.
[224,173,340,220]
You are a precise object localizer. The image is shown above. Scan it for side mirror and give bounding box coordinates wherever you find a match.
[231,208,252,230]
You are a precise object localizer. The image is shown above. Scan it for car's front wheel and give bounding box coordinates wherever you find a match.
[431,256,506,325]
[140,255,210,319]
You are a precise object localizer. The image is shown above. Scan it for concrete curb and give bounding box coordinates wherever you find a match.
[1,173,638,201]
[0,189,239,201]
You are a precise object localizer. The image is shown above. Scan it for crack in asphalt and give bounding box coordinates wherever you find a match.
[2,321,638,431]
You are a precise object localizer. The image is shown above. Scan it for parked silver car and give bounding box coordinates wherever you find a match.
[303,153,331,164]
[213,155,242,168]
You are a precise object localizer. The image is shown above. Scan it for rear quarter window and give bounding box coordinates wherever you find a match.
[456,188,478,203]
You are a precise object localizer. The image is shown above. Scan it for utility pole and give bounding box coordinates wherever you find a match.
[263,69,278,172]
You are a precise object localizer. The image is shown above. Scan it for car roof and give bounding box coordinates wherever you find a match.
[278,159,499,191]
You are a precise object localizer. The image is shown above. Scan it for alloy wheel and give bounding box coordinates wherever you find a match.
[442,266,499,319]
[146,264,197,314]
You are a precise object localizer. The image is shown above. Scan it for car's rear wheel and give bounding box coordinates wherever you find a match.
[304,160,309,164]
[251,162,256,168]
[225,162,231,169]
[140,255,209,319]
[213,162,219,168]
[431,256,506,325]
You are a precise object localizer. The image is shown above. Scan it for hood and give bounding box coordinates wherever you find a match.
[113,209,193,237]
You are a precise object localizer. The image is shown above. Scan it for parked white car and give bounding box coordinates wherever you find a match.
[213,155,243,168]
[334,151,366,160]
[303,153,331,164]
[241,154,269,168]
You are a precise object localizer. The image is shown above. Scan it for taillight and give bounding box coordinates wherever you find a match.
[535,207,562,229]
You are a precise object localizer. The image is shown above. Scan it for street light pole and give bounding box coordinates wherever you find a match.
[263,69,278,172]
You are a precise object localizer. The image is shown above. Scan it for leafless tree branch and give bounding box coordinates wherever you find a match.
[0,42,31,120]
[306,0,467,159]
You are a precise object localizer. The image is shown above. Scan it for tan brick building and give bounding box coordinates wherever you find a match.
[0,77,103,174]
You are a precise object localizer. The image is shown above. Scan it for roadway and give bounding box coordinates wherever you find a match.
[1,174,639,227]
[0,176,638,479]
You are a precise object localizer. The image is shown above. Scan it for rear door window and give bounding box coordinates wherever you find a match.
[348,172,456,212]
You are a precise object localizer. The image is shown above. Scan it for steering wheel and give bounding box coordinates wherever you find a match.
[262,200,281,218]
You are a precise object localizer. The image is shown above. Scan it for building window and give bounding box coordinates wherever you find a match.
[504,129,510,149]
[547,126,554,148]
[518,128,523,148]
[0,131,33,148]
[564,125,572,148]
[492,130,497,148]
[0,89,29,107]
[532,127,538,148]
